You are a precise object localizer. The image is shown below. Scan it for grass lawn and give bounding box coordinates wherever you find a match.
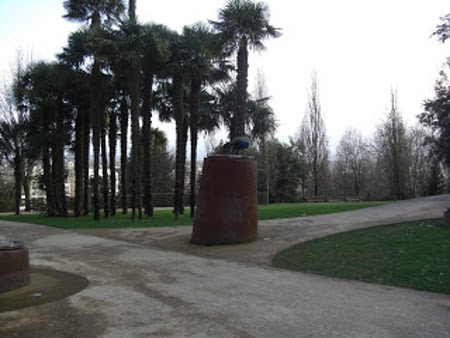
[257,201,389,220]
[272,219,450,294]
[0,201,388,229]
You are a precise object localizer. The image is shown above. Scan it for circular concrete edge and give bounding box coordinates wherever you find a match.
[0,267,89,313]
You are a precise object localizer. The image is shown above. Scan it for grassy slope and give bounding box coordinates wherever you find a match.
[0,202,389,229]
[272,219,450,294]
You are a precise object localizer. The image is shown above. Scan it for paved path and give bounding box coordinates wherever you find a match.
[0,195,449,337]
[76,194,450,266]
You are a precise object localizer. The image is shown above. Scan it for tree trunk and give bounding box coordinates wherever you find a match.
[40,102,57,217]
[83,107,90,215]
[179,116,188,214]
[173,71,184,219]
[129,64,141,221]
[91,61,102,220]
[101,119,109,218]
[142,71,154,217]
[262,137,269,204]
[23,160,32,212]
[43,145,56,217]
[53,104,68,217]
[313,155,319,196]
[74,109,84,217]
[120,95,128,214]
[109,107,117,216]
[189,75,201,217]
[91,11,102,220]
[129,0,136,22]
[13,150,22,215]
[233,39,248,139]
[189,126,198,217]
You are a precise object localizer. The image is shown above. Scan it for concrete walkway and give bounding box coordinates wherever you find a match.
[0,195,449,337]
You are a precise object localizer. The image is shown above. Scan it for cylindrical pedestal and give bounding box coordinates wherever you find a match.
[191,156,258,245]
[0,246,30,293]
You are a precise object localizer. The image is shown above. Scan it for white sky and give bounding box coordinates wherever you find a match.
[1,0,449,158]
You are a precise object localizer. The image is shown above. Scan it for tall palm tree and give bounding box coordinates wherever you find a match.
[21,62,68,217]
[59,29,93,216]
[182,23,229,217]
[63,0,125,220]
[140,23,171,217]
[164,30,189,219]
[211,0,280,139]
[95,25,130,215]
[118,18,143,221]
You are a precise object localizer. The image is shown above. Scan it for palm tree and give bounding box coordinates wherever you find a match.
[118,18,143,221]
[59,29,93,216]
[182,23,229,217]
[63,0,125,220]
[211,0,280,139]
[163,30,189,219]
[21,62,63,217]
[94,25,129,216]
[141,23,171,217]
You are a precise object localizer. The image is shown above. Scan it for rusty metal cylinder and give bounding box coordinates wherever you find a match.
[191,156,258,245]
[0,241,31,293]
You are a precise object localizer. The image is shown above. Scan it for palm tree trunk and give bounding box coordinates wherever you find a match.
[89,9,103,220]
[178,116,188,214]
[91,61,102,220]
[129,64,141,221]
[40,102,57,217]
[43,145,56,217]
[74,109,84,217]
[101,120,109,218]
[109,107,117,216]
[142,71,154,217]
[189,75,201,217]
[51,100,68,217]
[129,0,136,22]
[173,71,184,219]
[120,95,128,214]
[190,125,198,217]
[83,107,90,215]
[234,39,248,139]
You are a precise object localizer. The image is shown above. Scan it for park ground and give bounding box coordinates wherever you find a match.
[0,195,449,337]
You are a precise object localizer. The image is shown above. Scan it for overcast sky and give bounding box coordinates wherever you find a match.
[1,0,449,158]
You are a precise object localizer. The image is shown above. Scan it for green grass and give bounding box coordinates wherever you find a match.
[0,209,194,229]
[257,201,389,220]
[272,219,450,294]
[0,201,388,229]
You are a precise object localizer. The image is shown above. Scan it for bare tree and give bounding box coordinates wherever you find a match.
[334,128,370,198]
[373,90,411,200]
[297,74,329,197]
[253,69,275,204]
[408,126,432,197]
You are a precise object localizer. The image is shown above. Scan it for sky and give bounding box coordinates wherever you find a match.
[1,0,449,158]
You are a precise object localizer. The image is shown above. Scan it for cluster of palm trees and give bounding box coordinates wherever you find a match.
[0,0,280,219]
